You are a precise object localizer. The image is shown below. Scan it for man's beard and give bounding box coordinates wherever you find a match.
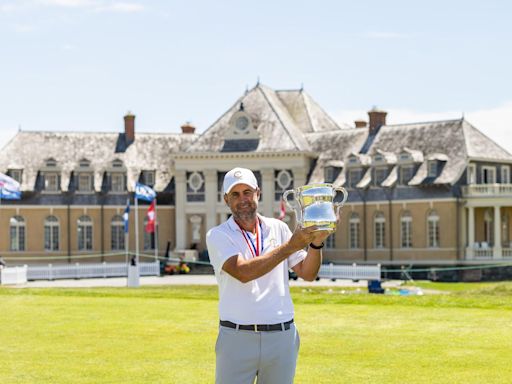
[233,202,257,222]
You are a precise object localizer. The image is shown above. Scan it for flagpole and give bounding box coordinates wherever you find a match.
[135,197,139,266]
[154,198,158,261]
[125,198,129,267]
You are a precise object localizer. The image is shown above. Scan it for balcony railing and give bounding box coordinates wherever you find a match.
[466,246,512,259]
[462,183,512,197]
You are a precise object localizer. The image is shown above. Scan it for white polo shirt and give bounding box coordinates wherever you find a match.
[206,215,306,325]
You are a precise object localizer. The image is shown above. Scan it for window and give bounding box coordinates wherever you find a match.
[79,159,90,168]
[8,169,22,184]
[44,216,59,251]
[275,170,293,201]
[501,166,510,184]
[112,159,124,168]
[110,173,125,192]
[400,211,412,248]
[44,173,59,191]
[46,158,57,167]
[484,209,494,246]
[348,156,358,164]
[348,169,362,188]
[467,164,476,184]
[187,171,205,202]
[427,161,437,177]
[78,173,93,192]
[482,166,496,184]
[374,154,383,163]
[374,167,387,186]
[324,167,335,183]
[141,170,155,187]
[400,165,414,185]
[374,212,386,248]
[427,211,440,248]
[325,234,335,249]
[111,215,125,250]
[399,153,410,161]
[9,216,25,251]
[349,212,360,249]
[77,215,93,251]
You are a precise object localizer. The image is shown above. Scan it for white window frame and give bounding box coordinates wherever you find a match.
[374,212,386,248]
[400,212,412,248]
[142,170,156,187]
[481,166,496,184]
[110,173,125,192]
[8,169,22,184]
[78,173,93,192]
[349,213,360,249]
[467,164,476,184]
[77,215,93,251]
[44,172,59,192]
[348,169,361,188]
[427,211,440,248]
[9,215,25,251]
[374,167,387,186]
[501,166,510,184]
[111,215,125,251]
[44,216,59,251]
[400,165,414,185]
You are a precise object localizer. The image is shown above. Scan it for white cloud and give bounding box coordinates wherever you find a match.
[335,102,512,153]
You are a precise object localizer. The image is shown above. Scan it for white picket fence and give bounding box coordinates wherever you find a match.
[0,266,28,285]
[25,261,160,281]
[318,263,381,281]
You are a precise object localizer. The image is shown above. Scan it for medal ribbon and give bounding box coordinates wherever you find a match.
[237,218,264,257]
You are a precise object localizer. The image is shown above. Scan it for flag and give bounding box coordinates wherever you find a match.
[145,200,156,233]
[123,199,130,233]
[0,172,21,200]
[278,198,286,220]
[135,182,156,202]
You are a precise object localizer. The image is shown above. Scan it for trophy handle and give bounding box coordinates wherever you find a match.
[333,187,348,220]
[282,189,295,210]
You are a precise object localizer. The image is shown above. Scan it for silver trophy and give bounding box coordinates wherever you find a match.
[282,183,348,232]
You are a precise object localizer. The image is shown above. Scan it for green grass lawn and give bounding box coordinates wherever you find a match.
[0,283,511,383]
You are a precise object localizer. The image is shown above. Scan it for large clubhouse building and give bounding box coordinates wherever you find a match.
[1,84,512,279]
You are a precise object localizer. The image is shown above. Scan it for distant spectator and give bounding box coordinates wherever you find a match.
[0,256,6,267]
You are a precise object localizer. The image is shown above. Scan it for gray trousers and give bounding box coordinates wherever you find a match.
[215,323,300,384]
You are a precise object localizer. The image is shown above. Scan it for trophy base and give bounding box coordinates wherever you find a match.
[302,220,336,232]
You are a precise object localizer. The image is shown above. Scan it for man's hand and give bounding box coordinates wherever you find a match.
[310,230,331,246]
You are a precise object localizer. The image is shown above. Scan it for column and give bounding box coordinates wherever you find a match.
[204,169,217,231]
[175,170,187,249]
[467,206,475,259]
[261,168,274,217]
[494,205,502,259]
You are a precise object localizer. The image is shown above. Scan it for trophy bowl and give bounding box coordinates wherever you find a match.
[282,183,348,232]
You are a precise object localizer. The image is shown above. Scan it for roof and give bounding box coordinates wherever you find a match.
[186,84,346,153]
[0,131,198,192]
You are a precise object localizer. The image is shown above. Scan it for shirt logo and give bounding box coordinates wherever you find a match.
[269,238,277,247]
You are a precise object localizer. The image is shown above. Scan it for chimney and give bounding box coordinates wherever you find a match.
[124,112,135,143]
[181,122,196,134]
[368,107,387,134]
[354,120,367,128]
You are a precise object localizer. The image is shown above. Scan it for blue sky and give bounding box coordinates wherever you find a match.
[1,0,512,151]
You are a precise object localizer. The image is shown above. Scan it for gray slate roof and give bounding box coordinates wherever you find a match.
[0,131,197,192]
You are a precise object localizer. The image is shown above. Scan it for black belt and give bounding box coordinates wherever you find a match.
[219,319,294,332]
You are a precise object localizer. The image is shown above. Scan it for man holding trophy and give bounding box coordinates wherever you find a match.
[207,167,346,384]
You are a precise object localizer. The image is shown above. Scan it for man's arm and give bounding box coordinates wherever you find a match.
[292,231,331,281]
[222,226,319,283]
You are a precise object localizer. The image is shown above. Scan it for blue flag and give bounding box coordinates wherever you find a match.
[135,182,156,202]
[123,199,130,233]
[0,172,21,200]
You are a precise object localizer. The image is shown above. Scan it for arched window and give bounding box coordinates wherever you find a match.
[349,212,360,249]
[111,215,125,251]
[77,215,93,251]
[10,216,25,251]
[44,215,59,251]
[427,210,440,248]
[374,212,386,248]
[484,209,494,246]
[400,211,413,248]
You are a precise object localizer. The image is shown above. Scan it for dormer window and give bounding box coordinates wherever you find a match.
[325,167,335,183]
[400,165,414,185]
[374,167,388,186]
[79,159,91,168]
[112,159,124,168]
[399,153,411,162]
[141,170,155,187]
[348,156,358,165]
[44,173,59,191]
[374,154,384,163]
[46,158,57,167]
[8,169,22,184]
[427,161,438,178]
